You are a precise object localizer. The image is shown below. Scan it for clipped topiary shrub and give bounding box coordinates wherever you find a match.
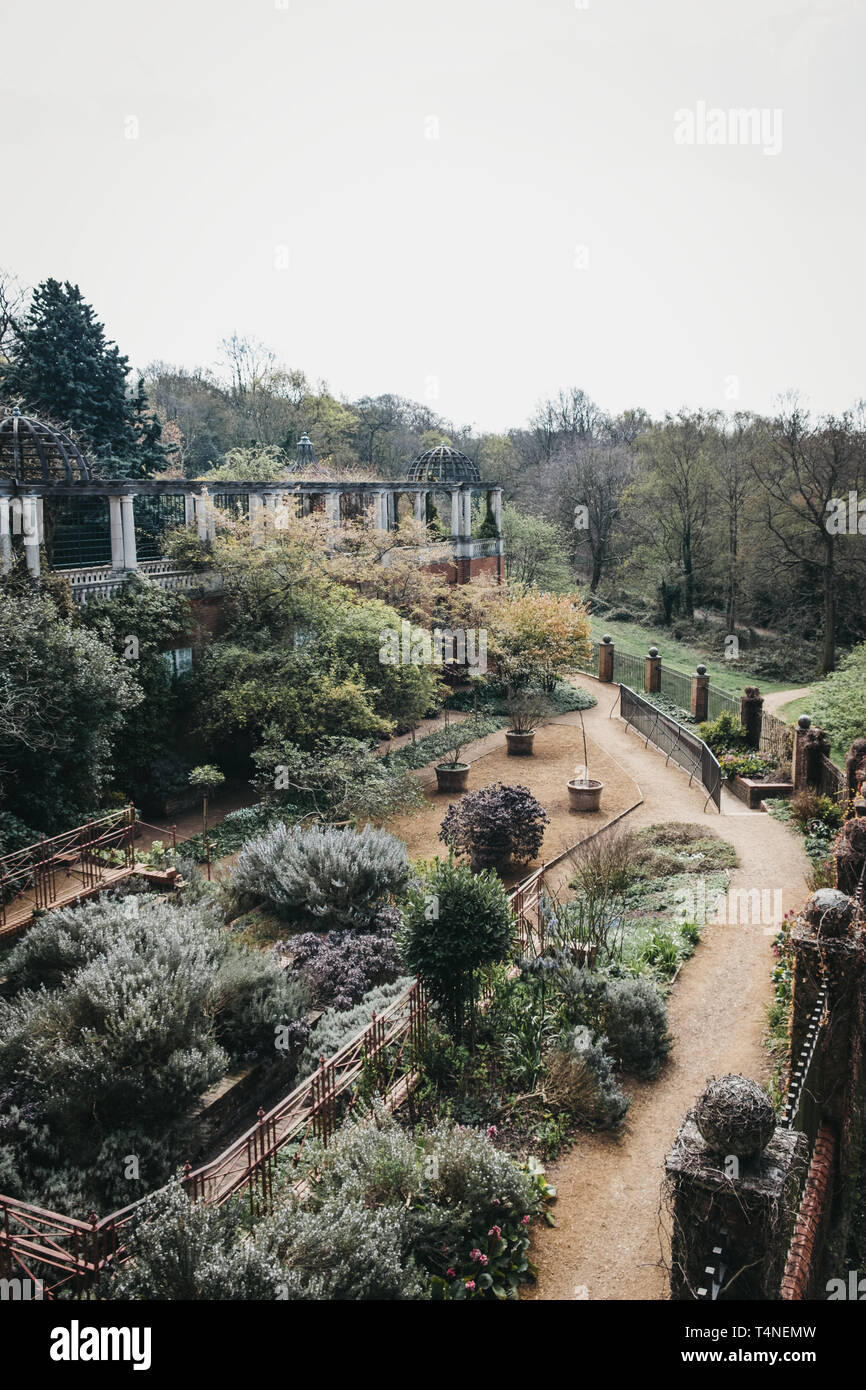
[230,822,410,928]
[439,782,549,872]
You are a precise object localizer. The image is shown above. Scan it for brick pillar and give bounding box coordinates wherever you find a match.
[792,715,812,791]
[740,686,764,750]
[598,634,614,683]
[644,645,661,693]
[691,664,709,721]
[666,1112,807,1300]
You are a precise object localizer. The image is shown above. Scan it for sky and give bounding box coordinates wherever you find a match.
[2,0,865,434]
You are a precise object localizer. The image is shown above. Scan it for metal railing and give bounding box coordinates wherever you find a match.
[781,981,828,1150]
[620,685,722,810]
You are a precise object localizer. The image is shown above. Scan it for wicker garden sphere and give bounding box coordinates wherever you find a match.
[406,443,480,485]
[694,1075,775,1158]
[803,887,857,938]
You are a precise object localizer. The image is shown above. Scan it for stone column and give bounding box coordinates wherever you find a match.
[184,492,196,528]
[0,496,11,573]
[450,490,460,537]
[248,493,264,544]
[413,490,425,523]
[598,634,614,683]
[21,496,41,576]
[644,645,661,694]
[376,491,388,531]
[120,494,137,570]
[462,488,473,539]
[193,491,210,542]
[109,496,125,570]
[691,664,709,722]
[491,487,502,533]
[324,491,340,526]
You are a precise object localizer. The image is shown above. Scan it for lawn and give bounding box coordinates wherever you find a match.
[587,613,794,696]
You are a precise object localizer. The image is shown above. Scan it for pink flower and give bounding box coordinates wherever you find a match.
[488,1225,501,1239]
[470,1248,482,1261]
[521,1214,530,1225]
[478,1254,489,1266]
[465,1280,475,1291]
[487,1125,498,1138]
[446,1268,456,1279]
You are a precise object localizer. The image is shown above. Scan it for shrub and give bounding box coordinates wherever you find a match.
[439,782,549,871]
[0,894,311,1211]
[296,978,413,1081]
[288,930,402,1011]
[543,1026,630,1128]
[104,1180,282,1300]
[698,710,749,754]
[401,859,514,1038]
[601,976,671,1079]
[260,1112,538,1300]
[209,946,310,1059]
[790,789,845,833]
[251,733,424,825]
[230,822,410,928]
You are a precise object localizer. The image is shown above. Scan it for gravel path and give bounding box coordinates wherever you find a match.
[763,686,812,715]
[524,675,810,1302]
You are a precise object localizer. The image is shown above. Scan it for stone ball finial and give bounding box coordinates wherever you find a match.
[696,663,707,676]
[803,888,857,938]
[648,645,659,658]
[694,1075,776,1159]
[797,714,812,731]
[602,634,612,644]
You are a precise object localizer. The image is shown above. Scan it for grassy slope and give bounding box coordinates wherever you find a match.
[587,612,793,695]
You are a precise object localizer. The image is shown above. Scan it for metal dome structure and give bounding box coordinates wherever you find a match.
[0,407,90,483]
[406,442,480,484]
[290,433,316,473]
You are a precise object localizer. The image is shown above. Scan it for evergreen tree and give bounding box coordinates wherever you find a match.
[0,278,168,476]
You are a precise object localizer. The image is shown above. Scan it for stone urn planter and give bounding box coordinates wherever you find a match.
[435,762,469,794]
[505,729,535,756]
[567,778,603,812]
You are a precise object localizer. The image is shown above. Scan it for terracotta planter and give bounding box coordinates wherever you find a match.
[505,729,535,756]
[435,762,469,794]
[567,778,603,812]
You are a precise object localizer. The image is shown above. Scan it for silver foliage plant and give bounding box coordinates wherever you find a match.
[231,822,410,929]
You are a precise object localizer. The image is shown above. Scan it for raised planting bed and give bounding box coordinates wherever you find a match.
[728,776,793,811]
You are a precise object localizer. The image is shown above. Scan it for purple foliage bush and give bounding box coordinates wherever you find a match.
[439,782,549,871]
[286,930,402,1011]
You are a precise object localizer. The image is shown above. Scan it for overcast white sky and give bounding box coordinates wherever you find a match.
[2,0,864,433]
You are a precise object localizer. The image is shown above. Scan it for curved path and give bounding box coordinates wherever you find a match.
[524,676,811,1301]
[763,686,812,716]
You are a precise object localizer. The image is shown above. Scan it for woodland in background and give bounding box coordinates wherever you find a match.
[1,271,865,677]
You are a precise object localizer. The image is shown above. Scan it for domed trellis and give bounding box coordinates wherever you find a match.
[0,406,90,483]
[406,442,480,485]
[291,433,316,473]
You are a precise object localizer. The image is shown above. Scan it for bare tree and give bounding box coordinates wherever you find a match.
[749,403,866,673]
[544,436,633,591]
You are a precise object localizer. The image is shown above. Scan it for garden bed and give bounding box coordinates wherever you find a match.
[729,775,793,811]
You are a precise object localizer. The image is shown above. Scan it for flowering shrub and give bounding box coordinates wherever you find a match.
[261,1112,543,1300]
[439,782,549,871]
[717,751,774,782]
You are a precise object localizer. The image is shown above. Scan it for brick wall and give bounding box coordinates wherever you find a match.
[780,1123,836,1300]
